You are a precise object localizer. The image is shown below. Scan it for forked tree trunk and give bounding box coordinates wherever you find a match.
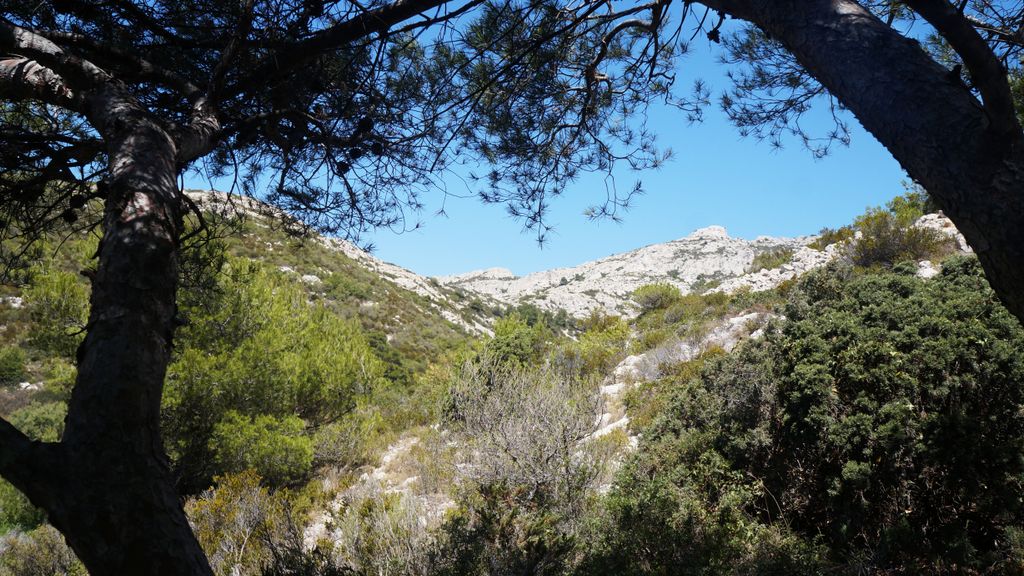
[6,115,214,574]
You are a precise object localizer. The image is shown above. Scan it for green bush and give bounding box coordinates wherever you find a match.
[186,467,284,573]
[210,411,314,487]
[0,347,26,387]
[8,401,66,442]
[0,524,85,576]
[163,258,386,491]
[553,313,629,377]
[0,480,44,534]
[632,283,683,313]
[748,247,794,272]
[484,313,550,366]
[851,207,951,268]
[24,268,88,357]
[587,257,1024,573]
[808,225,855,250]
[849,187,953,268]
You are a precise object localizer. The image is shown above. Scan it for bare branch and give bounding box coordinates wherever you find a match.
[0,57,83,109]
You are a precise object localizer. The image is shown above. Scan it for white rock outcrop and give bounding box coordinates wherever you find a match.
[439,214,973,318]
[438,226,817,317]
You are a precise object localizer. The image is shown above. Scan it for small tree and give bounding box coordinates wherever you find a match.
[632,283,683,313]
[442,357,604,574]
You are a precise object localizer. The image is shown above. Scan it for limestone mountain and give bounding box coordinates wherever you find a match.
[437,225,839,317]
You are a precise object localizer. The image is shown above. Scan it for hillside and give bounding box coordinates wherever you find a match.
[437,225,816,317]
[3,189,1018,576]
[187,190,499,338]
[437,214,966,318]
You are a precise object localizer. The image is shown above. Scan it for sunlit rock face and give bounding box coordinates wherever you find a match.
[437,213,973,318]
[437,225,815,317]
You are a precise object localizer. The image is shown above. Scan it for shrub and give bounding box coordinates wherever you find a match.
[24,268,88,357]
[331,484,440,575]
[590,257,1024,573]
[0,347,26,387]
[553,313,629,376]
[0,480,44,533]
[484,313,550,366]
[187,470,284,576]
[748,247,794,272]
[809,225,855,250]
[210,411,314,487]
[8,401,66,442]
[632,283,683,313]
[0,524,85,576]
[163,258,386,491]
[439,359,605,574]
[851,207,952,267]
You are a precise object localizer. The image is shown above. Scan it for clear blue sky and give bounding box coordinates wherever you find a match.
[359,40,907,277]
[191,36,908,278]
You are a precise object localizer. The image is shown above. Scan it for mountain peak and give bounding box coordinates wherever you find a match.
[689,225,729,239]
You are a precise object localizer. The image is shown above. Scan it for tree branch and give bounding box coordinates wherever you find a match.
[206,0,255,107]
[0,21,110,93]
[904,0,1020,137]
[229,0,454,97]
[0,416,45,495]
[38,30,202,100]
[0,57,83,110]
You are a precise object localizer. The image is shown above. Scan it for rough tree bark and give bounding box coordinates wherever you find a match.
[0,28,216,573]
[702,0,1024,320]
[1,93,215,573]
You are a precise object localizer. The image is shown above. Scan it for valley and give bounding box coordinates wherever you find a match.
[1,189,1019,576]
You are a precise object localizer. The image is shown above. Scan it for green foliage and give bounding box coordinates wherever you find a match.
[808,225,854,250]
[229,222,475,378]
[554,312,630,377]
[188,470,344,576]
[851,206,951,268]
[210,411,314,487]
[0,524,85,576]
[0,480,44,534]
[630,291,737,356]
[23,267,88,357]
[484,313,550,366]
[621,348,724,433]
[188,470,283,576]
[748,247,794,272]
[850,187,952,268]
[164,258,386,491]
[631,283,682,313]
[8,401,66,442]
[0,346,26,387]
[503,302,573,333]
[592,257,1024,573]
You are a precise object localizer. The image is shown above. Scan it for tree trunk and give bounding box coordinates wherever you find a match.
[12,111,214,574]
[703,0,1024,321]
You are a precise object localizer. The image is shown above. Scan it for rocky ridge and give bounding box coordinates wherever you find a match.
[437,214,972,318]
[438,225,821,317]
[189,189,971,323]
[186,189,496,335]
